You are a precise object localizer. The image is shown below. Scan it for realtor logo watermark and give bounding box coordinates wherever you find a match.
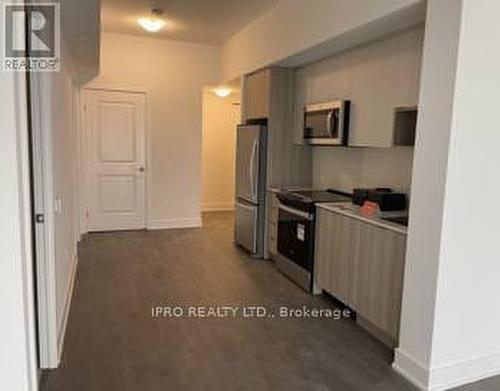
[3,3,60,71]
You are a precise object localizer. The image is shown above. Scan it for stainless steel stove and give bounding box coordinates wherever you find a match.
[275,189,352,292]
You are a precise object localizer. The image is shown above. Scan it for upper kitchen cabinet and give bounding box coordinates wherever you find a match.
[243,68,272,120]
[295,27,423,148]
[349,37,397,147]
[394,29,424,109]
[241,67,312,189]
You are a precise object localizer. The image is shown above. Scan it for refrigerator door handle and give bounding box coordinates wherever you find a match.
[249,139,258,199]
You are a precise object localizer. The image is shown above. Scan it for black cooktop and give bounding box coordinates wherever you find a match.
[277,189,352,213]
[291,190,351,203]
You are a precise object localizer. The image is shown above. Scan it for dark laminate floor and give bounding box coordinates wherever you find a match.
[41,212,498,391]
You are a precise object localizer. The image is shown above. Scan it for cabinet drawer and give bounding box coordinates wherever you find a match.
[269,208,278,224]
[271,197,279,211]
[269,237,277,255]
[268,192,279,222]
[268,221,277,238]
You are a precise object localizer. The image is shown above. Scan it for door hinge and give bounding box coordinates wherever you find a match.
[35,213,45,224]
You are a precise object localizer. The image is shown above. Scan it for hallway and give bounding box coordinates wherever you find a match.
[41,212,416,391]
[43,213,413,391]
[40,212,500,391]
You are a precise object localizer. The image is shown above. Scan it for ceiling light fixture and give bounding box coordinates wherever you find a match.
[138,8,166,33]
[214,87,232,98]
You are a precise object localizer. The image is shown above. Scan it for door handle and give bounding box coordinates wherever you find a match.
[278,203,314,220]
[249,139,258,197]
[138,166,146,173]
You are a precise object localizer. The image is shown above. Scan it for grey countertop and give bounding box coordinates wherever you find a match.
[317,202,408,235]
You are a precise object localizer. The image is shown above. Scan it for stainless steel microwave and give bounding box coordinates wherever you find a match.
[303,100,351,145]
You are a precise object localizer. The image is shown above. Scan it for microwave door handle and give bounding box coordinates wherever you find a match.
[326,110,334,137]
[328,109,341,139]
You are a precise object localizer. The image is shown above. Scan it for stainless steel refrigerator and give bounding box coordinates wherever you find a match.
[234,124,268,258]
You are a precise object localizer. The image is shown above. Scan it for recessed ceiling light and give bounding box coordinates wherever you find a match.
[214,87,231,98]
[138,8,166,32]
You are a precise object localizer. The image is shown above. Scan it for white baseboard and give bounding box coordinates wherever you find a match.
[147,217,202,230]
[430,351,500,390]
[57,253,78,362]
[393,349,428,390]
[394,348,500,390]
[202,202,234,212]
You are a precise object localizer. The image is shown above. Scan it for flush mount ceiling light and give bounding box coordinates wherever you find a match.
[138,8,166,33]
[214,87,232,98]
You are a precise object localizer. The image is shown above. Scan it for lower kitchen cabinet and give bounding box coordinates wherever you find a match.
[315,208,358,305]
[314,207,407,345]
[353,221,407,343]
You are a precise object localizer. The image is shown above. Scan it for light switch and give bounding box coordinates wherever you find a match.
[54,197,62,214]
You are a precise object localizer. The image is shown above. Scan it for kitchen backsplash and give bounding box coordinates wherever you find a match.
[313,146,414,194]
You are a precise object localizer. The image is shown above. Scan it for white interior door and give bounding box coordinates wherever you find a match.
[84,89,147,231]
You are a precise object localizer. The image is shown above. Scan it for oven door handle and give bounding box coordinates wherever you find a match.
[278,204,314,221]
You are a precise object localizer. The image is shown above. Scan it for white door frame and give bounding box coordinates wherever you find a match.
[30,72,59,367]
[1,51,39,390]
[81,87,149,233]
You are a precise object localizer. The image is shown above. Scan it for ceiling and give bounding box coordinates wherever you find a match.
[101,0,280,44]
[60,0,100,83]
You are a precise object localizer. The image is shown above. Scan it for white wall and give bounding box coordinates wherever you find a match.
[50,38,81,356]
[87,33,221,229]
[313,148,414,193]
[395,0,500,389]
[0,7,38,388]
[295,28,423,194]
[201,91,241,211]
[431,0,500,382]
[32,35,81,368]
[394,1,462,385]
[222,0,423,80]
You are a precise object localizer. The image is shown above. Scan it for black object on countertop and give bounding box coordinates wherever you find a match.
[353,187,407,211]
[353,187,390,206]
[277,189,352,213]
[367,190,407,211]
